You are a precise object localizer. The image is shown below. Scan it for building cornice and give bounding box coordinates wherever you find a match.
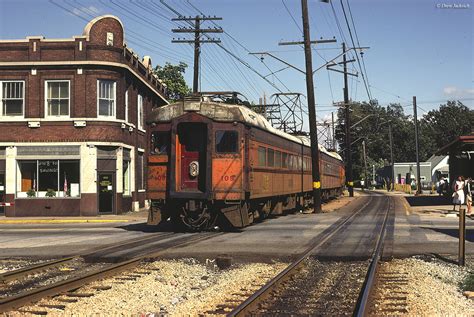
[0,60,169,105]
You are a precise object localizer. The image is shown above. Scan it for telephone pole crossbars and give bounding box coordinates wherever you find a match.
[171,16,223,93]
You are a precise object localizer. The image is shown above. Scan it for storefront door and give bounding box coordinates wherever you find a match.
[98,173,114,214]
[0,173,4,214]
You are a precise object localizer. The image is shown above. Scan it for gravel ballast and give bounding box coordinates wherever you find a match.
[370,256,473,316]
[26,259,286,316]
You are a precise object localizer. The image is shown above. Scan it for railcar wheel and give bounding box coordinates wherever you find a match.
[179,204,217,231]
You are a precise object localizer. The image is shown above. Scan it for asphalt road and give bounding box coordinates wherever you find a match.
[0,191,472,263]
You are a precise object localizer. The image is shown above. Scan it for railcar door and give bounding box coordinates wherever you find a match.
[177,122,207,192]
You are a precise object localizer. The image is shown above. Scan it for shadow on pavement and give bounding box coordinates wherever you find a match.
[421,227,474,242]
[405,195,452,206]
[117,220,175,232]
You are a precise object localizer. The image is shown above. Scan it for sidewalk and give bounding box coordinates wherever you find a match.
[372,189,472,219]
[0,210,149,224]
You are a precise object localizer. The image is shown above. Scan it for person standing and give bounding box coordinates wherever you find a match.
[465,177,472,217]
[452,176,465,212]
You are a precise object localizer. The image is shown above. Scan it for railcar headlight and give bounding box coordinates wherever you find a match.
[189,161,199,177]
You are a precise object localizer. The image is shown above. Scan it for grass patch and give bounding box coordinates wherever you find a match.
[461,272,474,291]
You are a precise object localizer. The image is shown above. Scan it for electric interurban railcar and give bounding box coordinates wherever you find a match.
[146,97,345,230]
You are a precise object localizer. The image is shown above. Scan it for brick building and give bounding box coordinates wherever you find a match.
[0,15,168,216]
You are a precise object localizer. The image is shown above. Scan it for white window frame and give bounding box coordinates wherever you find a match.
[123,159,131,196]
[97,80,116,118]
[124,90,129,123]
[137,94,144,131]
[0,80,25,118]
[45,80,70,118]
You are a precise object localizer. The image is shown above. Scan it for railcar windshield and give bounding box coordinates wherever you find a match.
[215,130,238,153]
[151,131,170,155]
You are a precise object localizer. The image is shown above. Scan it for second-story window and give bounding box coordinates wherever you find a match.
[1,81,24,117]
[137,94,144,130]
[98,80,116,117]
[46,81,69,117]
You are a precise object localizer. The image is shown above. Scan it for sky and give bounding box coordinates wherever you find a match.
[0,0,472,126]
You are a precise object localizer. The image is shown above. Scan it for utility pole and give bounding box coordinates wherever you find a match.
[331,112,336,150]
[301,0,322,212]
[413,96,422,195]
[389,123,395,191]
[343,42,354,197]
[171,16,223,93]
[362,139,368,190]
[273,0,335,212]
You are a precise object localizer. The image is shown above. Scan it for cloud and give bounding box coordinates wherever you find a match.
[88,6,100,14]
[70,6,101,18]
[443,86,474,97]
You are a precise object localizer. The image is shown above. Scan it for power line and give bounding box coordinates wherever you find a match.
[282,0,303,33]
[339,0,372,101]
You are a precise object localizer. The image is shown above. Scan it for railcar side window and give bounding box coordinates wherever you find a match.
[267,149,274,167]
[215,130,238,153]
[275,150,282,168]
[151,131,170,155]
[258,146,266,167]
[282,152,288,168]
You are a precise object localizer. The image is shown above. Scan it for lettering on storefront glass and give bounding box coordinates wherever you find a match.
[38,160,58,173]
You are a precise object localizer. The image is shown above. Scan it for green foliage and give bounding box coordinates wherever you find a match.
[26,188,36,197]
[335,100,474,181]
[153,62,191,102]
[461,272,474,291]
[45,188,56,198]
[420,101,474,150]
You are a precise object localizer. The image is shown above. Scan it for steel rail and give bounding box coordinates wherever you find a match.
[0,232,222,313]
[354,195,392,317]
[228,194,375,316]
[0,257,76,283]
[0,232,176,284]
[0,258,141,313]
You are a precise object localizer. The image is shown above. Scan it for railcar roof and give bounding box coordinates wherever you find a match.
[148,100,342,161]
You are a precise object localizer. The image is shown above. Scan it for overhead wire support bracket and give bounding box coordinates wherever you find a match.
[249,52,306,75]
[279,38,337,46]
[326,66,358,77]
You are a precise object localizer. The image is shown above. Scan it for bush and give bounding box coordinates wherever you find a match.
[26,189,36,197]
[461,272,474,291]
[45,188,56,198]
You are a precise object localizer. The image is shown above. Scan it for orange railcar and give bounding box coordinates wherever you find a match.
[147,98,345,230]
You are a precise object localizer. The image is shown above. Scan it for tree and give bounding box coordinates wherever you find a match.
[420,101,474,150]
[335,99,473,181]
[153,62,191,102]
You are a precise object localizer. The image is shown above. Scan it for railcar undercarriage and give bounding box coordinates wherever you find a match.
[149,188,343,231]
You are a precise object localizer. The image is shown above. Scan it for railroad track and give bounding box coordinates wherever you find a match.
[0,232,222,314]
[0,232,176,284]
[224,193,393,316]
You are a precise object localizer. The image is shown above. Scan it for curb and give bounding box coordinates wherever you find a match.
[0,219,133,224]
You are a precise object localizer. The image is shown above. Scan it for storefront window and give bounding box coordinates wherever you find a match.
[17,160,80,198]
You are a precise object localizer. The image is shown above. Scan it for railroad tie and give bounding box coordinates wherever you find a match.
[15,309,48,315]
[64,292,94,297]
[92,285,112,290]
[39,303,66,310]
